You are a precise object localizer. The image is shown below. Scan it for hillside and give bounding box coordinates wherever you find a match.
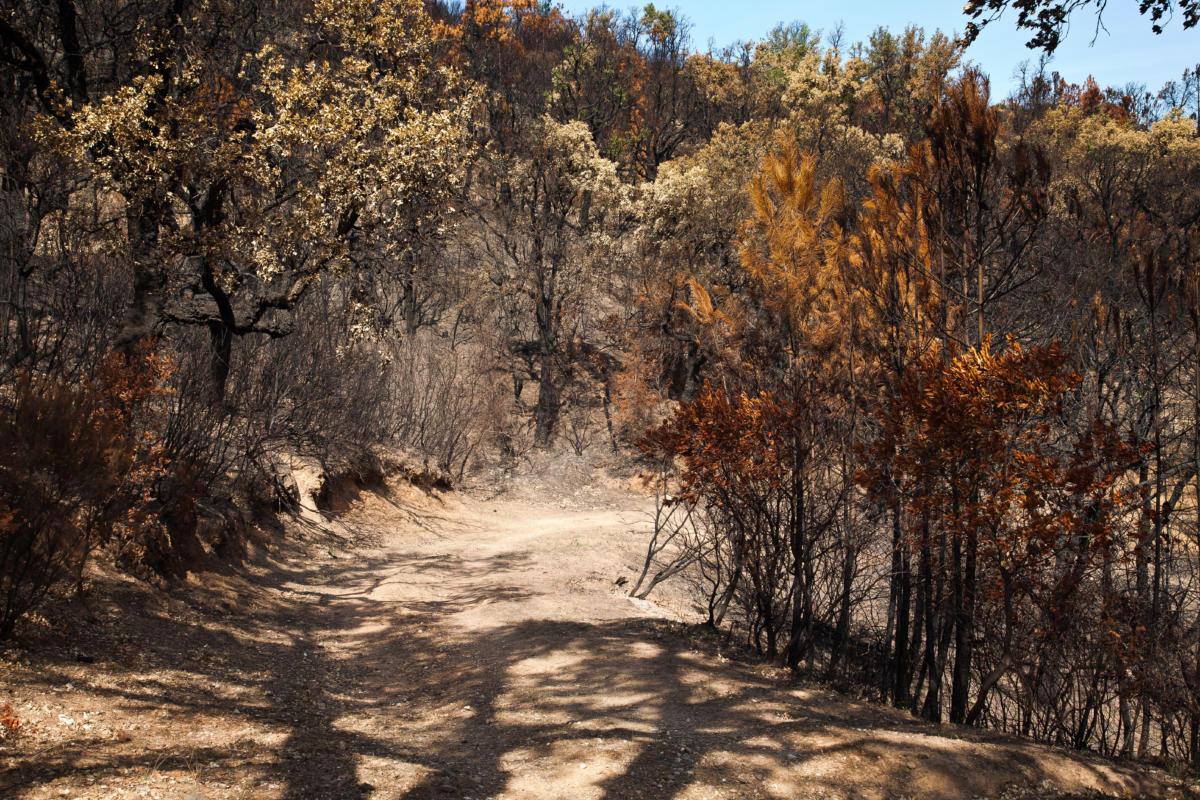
[1,473,1188,800]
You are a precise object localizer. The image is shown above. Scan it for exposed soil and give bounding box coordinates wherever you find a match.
[0,475,1192,799]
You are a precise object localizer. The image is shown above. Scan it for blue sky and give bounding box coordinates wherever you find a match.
[555,1,1198,96]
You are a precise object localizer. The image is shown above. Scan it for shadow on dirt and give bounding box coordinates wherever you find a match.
[0,509,1176,800]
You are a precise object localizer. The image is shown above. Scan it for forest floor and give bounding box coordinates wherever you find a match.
[0,464,1194,799]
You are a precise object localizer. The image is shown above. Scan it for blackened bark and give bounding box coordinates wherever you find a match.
[116,195,167,355]
[950,528,978,724]
[208,320,232,404]
[892,539,912,708]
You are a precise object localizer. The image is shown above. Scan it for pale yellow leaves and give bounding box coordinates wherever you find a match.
[37,0,478,291]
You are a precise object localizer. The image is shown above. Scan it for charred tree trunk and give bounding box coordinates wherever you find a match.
[532,244,561,447]
[828,539,856,679]
[950,527,978,724]
[892,515,913,708]
[881,501,902,703]
[533,355,559,446]
[208,319,233,406]
[116,195,167,355]
[786,449,810,671]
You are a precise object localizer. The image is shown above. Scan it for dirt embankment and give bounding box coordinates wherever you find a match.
[0,476,1192,799]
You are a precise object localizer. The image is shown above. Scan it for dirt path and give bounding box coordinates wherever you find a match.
[0,484,1184,799]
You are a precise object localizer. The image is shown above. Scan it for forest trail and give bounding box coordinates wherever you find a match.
[0,482,1181,799]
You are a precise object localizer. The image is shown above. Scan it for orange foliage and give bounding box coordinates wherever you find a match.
[642,384,796,506]
[862,336,1138,619]
[0,704,20,738]
[739,140,849,358]
[449,1,575,57]
[461,0,541,43]
[610,343,666,441]
[650,140,854,506]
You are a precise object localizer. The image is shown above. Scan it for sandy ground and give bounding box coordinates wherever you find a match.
[0,477,1191,799]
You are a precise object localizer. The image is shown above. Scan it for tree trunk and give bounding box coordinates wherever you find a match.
[115,195,166,354]
[533,356,559,446]
[828,541,855,679]
[881,501,901,702]
[401,260,420,334]
[533,248,560,447]
[786,452,810,671]
[208,319,233,406]
[893,541,912,708]
[950,527,978,724]
[602,376,618,453]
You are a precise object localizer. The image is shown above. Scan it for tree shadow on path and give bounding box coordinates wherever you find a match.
[2,504,1178,800]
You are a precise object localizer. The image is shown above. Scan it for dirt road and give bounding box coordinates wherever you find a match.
[0,483,1179,799]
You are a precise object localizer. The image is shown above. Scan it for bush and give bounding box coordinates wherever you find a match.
[0,350,169,639]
